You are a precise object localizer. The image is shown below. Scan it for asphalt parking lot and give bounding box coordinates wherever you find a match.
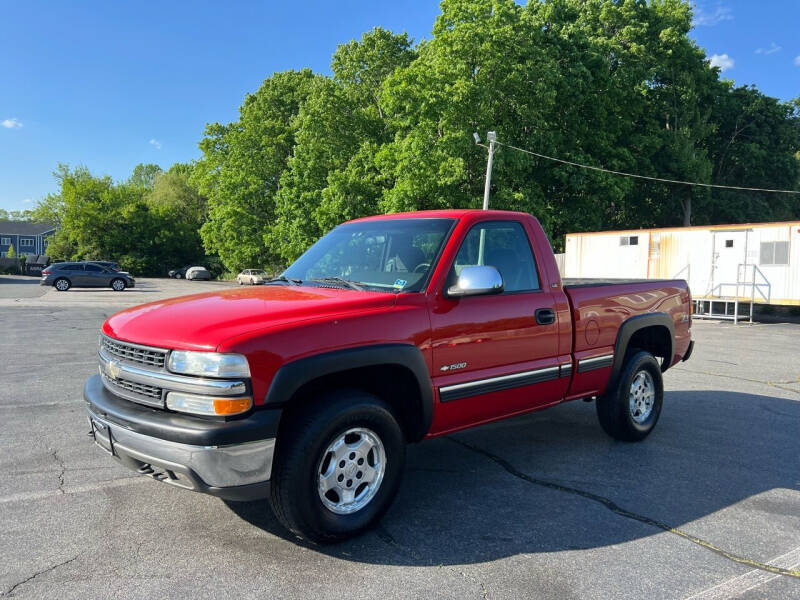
[1,281,798,599]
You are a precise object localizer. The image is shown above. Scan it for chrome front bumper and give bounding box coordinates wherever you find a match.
[88,406,274,500]
[84,373,278,501]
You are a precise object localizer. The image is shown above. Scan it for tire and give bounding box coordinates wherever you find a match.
[111,278,126,291]
[269,390,406,543]
[596,351,663,441]
[175,273,183,279]
[54,278,71,292]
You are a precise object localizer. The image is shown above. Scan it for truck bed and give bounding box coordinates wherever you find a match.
[563,278,679,288]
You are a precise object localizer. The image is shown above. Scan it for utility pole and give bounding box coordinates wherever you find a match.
[482,131,497,210]
[473,130,497,265]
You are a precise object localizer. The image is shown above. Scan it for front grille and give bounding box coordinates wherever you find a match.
[101,372,164,407]
[101,336,167,369]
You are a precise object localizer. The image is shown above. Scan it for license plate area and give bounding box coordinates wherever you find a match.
[90,417,114,455]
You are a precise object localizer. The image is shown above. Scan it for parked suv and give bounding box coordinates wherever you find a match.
[41,261,135,291]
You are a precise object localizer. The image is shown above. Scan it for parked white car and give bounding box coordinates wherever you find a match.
[237,269,267,285]
[186,266,211,281]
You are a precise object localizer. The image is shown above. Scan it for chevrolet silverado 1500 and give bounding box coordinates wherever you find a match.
[84,209,694,542]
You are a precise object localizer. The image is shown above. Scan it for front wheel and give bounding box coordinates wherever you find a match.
[269,390,405,543]
[596,351,663,442]
[111,278,126,291]
[175,273,183,279]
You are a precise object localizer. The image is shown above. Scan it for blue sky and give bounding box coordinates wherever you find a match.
[1,0,798,212]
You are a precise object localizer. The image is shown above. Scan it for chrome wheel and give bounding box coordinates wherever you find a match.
[111,279,125,291]
[55,279,69,291]
[317,427,386,515]
[629,370,655,423]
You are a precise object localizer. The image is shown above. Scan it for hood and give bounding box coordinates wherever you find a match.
[102,285,397,351]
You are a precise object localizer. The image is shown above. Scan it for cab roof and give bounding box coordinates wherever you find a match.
[347,209,531,223]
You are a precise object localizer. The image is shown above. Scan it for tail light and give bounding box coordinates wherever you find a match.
[42,268,51,275]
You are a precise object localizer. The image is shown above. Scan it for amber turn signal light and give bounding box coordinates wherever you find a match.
[213,397,253,415]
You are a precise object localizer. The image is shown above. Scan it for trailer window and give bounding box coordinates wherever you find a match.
[760,241,789,266]
[619,235,638,246]
[725,239,734,248]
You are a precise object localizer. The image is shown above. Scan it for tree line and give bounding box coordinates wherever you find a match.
[23,0,800,274]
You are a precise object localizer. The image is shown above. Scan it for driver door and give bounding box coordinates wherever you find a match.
[427,220,567,434]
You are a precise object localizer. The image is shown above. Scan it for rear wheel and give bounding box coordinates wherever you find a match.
[596,351,663,441]
[269,390,405,543]
[111,278,126,291]
[54,278,70,292]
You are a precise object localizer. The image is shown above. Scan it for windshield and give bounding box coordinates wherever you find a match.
[251,270,266,275]
[283,218,454,293]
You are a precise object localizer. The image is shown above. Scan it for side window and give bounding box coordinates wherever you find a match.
[453,221,540,292]
[68,264,84,272]
[85,264,102,272]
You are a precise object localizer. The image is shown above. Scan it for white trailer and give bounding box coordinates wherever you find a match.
[563,221,800,321]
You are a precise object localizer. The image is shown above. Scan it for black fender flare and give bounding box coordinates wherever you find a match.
[264,344,434,440]
[607,313,674,392]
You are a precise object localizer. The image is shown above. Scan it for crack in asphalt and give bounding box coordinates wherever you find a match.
[49,449,66,494]
[1,555,79,597]
[446,437,800,580]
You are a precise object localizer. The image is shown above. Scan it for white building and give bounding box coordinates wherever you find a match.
[564,221,800,307]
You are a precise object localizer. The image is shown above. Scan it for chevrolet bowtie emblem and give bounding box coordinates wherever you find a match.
[107,360,122,380]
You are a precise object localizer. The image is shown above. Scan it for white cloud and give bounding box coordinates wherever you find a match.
[22,198,32,204]
[693,3,733,27]
[1,118,23,129]
[755,42,781,55]
[149,138,162,150]
[795,55,800,67]
[710,53,735,72]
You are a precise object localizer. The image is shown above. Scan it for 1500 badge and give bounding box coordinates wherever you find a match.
[440,362,467,372]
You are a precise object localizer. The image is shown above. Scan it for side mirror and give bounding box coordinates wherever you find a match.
[446,265,504,298]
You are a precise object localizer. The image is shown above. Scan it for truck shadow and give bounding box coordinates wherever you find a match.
[225,390,800,565]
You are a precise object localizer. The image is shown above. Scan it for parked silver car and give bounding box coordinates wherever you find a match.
[236,269,267,285]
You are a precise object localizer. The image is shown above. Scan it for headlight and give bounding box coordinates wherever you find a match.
[167,351,251,378]
[166,392,252,416]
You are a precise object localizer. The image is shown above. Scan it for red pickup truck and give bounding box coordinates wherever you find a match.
[84,209,693,542]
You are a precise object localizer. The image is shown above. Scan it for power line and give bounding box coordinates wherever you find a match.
[495,141,800,195]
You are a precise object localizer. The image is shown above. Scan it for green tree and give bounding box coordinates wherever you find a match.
[6,243,15,258]
[192,0,800,260]
[193,69,317,271]
[128,163,163,190]
[271,28,415,261]
[34,165,208,275]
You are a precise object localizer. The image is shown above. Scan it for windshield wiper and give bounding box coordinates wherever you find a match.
[309,277,364,291]
[266,276,303,285]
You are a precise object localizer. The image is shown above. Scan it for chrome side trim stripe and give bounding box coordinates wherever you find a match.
[439,365,561,403]
[577,354,614,373]
[559,362,573,378]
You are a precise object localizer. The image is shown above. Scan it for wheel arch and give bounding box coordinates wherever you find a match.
[265,344,433,443]
[608,313,674,392]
